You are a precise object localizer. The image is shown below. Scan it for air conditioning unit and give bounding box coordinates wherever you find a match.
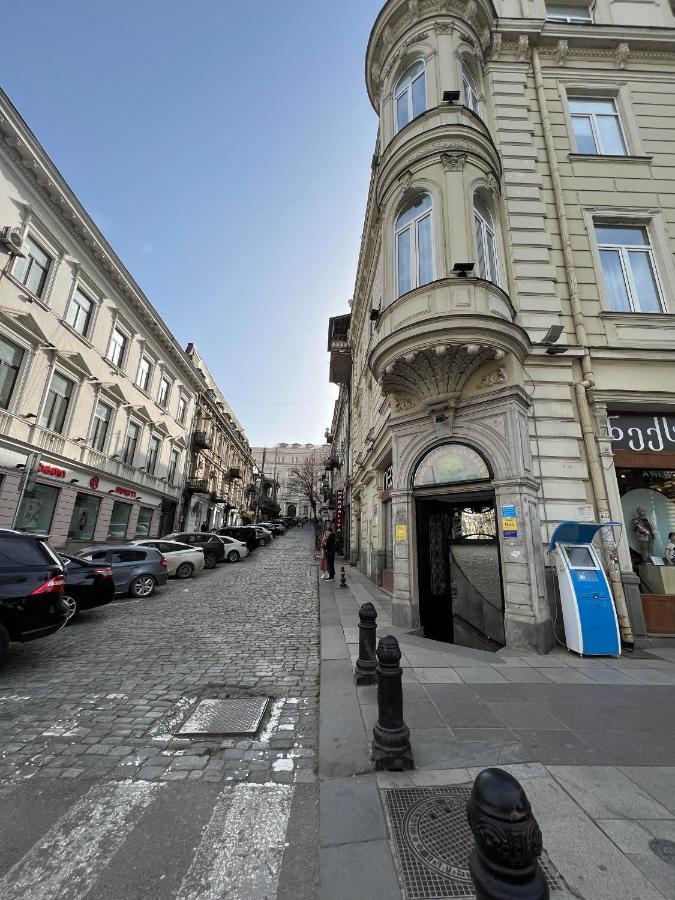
[0,226,25,256]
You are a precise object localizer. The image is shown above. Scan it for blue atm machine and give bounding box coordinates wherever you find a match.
[549,522,621,657]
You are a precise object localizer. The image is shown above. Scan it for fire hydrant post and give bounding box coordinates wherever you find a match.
[371,635,414,771]
[355,602,378,685]
[466,767,549,900]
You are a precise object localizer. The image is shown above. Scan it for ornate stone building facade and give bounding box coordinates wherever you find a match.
[182,345,254,531]
[252,443,329,520]
[345,0,675,651]
[0,89,201,549]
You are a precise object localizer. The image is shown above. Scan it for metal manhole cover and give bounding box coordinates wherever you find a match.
[385,786,560,899]
[177,698,269,736]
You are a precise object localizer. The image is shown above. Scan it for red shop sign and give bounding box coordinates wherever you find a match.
[115,486,136,499]
[89,476,100,491]
[39,462,66,479]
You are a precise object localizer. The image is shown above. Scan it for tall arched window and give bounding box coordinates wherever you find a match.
[396,194,434,297]
[461,62,480,114]
[394,61,426,133]
[474,196,500,285]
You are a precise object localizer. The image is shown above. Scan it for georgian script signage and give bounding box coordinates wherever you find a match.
[608,414,675,454]
[39,462,66,479]
[335,490,344,534]
[383,466,393,491]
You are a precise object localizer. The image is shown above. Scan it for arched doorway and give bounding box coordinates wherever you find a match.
[287,504,297,519]
[414,443,505,651]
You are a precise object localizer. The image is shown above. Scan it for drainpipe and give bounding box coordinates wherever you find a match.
[531,46,634,643]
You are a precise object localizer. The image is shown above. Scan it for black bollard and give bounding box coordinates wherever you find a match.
[371,635,414,771]
[339,567,348,588]
[355,602,378,685]
[466,768,549,900]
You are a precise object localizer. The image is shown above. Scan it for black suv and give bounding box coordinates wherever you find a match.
[0,530,70,655]
[216,526,259,554]
[162,532,226,568]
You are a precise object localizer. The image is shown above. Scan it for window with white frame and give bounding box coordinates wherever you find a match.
[39,372,74,434]
[90,400,113,452]
[13,236,52,298]
[168,449,180,484]
[546,3,592,22]
[569,98,627,155]
[395,194,434,297]
[394,61,426,134]
[108,327,128,369]
[461,64,480,114]
[157,376,170,409]
[146,435,160,475]
[474,197,500,285]
[136,356,153,392]
[123,420,140,464]
[0,335,24,410]
[65,286,94,337]
[177,395,187,424]
[595,224,664,314]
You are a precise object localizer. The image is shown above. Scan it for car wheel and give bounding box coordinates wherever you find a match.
[129,575,156,598]
[227,550,240,563]
[0,623,9,656]
[259,538,267,547]
[175,561,195,579]
[63,594,80,623]
[204,552,218,569]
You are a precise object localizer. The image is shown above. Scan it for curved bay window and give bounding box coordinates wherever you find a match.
[394,60,426,133]
[474,196,500,286]
[395,194,434,297]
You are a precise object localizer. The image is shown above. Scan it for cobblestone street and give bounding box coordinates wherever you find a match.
[0,529,320,899]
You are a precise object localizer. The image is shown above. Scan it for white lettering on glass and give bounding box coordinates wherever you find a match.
[607,416,624,442]
[646,417,664,452]
[627,427,645,451]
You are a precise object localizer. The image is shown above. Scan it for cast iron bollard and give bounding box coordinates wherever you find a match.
[371,635,414,771]
[466,768,549,900]
[355,602,378,685]
[340,566,348,588]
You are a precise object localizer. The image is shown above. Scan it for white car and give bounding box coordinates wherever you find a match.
[218,535,249,562]
[131,539,205,579]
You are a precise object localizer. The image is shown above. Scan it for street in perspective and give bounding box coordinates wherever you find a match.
[2,0,675,898]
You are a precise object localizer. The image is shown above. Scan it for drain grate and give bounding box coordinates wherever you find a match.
[177,698,269,736]
[385,786,560,899]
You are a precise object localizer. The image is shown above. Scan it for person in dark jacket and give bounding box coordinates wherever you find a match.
[200,521,209,532]
[324,527,336,580]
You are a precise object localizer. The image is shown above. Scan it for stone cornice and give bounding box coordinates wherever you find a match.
[0,89,202,394]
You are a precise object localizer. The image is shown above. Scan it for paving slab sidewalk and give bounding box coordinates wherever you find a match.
[318,563,675,900]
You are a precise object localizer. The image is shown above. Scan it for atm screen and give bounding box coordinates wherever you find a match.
[564,546,595,569]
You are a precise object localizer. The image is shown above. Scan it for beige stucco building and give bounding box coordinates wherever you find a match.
[252,443,329,519]
[0,89,202,548]
[343,0,675,652]
[182,344,254,531]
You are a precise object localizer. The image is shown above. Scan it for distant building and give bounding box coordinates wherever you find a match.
[251,443,329,519]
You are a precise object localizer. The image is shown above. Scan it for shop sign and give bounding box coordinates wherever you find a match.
[383,466,393,491]
[89,476,100,491]
[501,504,518,538]
[608,414,675,453]
[114,486,137,499]
[39,462,66,479]
[335,490,344,534]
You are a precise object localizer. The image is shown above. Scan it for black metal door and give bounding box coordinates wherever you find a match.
[417,496,505,650]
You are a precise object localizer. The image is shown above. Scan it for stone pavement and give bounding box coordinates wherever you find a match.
[0,528,320,899]
[319,562,675,900]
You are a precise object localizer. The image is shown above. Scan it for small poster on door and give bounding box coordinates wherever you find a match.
[501,504,518,538]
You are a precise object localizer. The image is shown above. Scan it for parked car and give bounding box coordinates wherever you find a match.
[251,526,274,546]
[131,540,205,579]
[162,532,227,568]
[77,546,168,598]
[265,521,287,536]
[216,526,259,554]
[60,553,116,622]
[0,530,70,654]
[217,535,249,562]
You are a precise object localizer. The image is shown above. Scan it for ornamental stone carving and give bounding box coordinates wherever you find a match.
[555,39,569,66]
[615,41,630,68]
[478,367,507,389]
[517,34,529,61]
[441,152,467,172]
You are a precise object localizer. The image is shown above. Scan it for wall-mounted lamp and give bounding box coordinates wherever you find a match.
[21,413,37,419]
[369,308,380,323]
[541,324,568,355]
[108,489,116,494]
[443,90,460,104]
[70,479,79,484]
[452,262,475,277]
[110,454,120,460]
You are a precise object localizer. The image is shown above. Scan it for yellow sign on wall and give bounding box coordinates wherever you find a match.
[395,524,408,542]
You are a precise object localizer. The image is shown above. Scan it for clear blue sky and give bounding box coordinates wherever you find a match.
[2,0,383,447]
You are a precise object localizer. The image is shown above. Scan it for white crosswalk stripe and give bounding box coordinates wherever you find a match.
[177,783,294,900]
[0,780,162,900]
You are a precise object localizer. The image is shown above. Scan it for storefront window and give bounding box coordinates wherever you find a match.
[617,469,675,565]
[108,501,131,539]
[135,506,154,537]
[68,493,101,541]
[16,483,60,534]
[384,501,393,570]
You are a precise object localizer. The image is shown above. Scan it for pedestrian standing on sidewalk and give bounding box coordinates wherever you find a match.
[324,526,336,581]
[319,528,329,580]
